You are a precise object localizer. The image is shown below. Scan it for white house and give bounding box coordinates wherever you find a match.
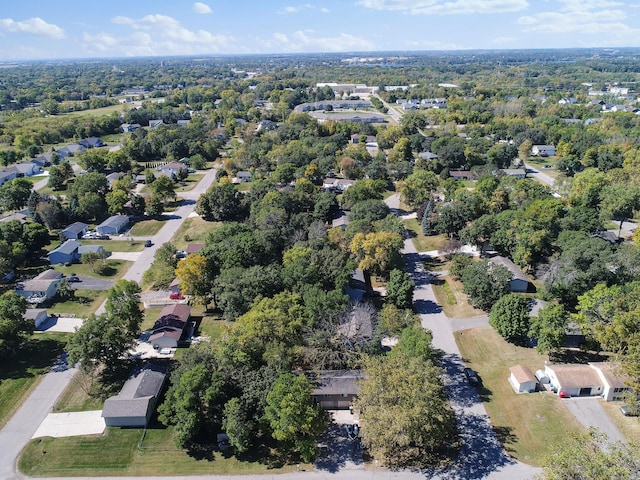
[544,364,603,398]
[590,362,631,402]
[531,145,556,157]
[15,270,62,304]
[509,365,538,394]
[501,169,527,179]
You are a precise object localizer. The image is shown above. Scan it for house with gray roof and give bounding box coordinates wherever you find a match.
[61,222,89,240]
[25,308,49,329]
[488,255,532,292]
[148,303,191,349]
[97,215,129,235]
[309,370,364,410]
[48,239,103,264]
[79,137,105,149]
[13,162,42,177]
[102,363,168,427]
[57,144,85,157]
[15,269,62,304]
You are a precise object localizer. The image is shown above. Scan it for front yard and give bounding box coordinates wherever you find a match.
[128,219,166,237]
[80,240,145,252]
[431,273,485,318]
[170,216,219,251]
[403,218,449,252]
[456,327,586,466]
[54,259,131,280]
[48,290,108,318]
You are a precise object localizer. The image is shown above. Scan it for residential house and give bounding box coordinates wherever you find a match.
[106,172,123,187]
[449,171,472,180]
[97,215,129,235]
[176,119,190,127]
[590,362,631,402]
[61,222,89,240]
[0,212,28,224]
[418,151,439,161]
[235,171,251,183]
[148,303,191,349]
[0,169,17,186]
[15,269,62,304]
[149,119,164,129]
[488,256,533,293]
[531,145,556,157]
[48,239,103,264]
[13,162,42,177]
[26,308,49,329]
[120,123,141,133]
[160,162,186,179]
[501,168,527,179]
[256,119,276,132]
[185,243,204,255]
[57,144,85,157]
[79,137,105,149]
[102,363,168,427]
[350,134,377,144]
[322,178,356,191]
[558,97,578,105]
[332,211,350,230]
[508,365,538,394]
[544,364,604,398]
[309,370,364,410]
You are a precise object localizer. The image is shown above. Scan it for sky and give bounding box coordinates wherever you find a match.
[1,1,640,60]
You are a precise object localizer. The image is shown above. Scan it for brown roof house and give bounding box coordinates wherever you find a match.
[148,304,191,349]
[310,370,364,410]
[488,256,533,293]
[102,363,168,427]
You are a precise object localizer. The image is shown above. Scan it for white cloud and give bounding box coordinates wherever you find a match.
[192,2,212,14]
[516,0,639,39]
[356,0,529,15]
[267,30,374,52]
[84,14,233,56]
[320,7,331,13]
[0,17,65,39]
[278,4,318,14]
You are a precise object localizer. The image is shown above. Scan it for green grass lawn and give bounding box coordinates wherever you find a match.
[141,307,163,331]
[19,426,310,476]
[48,290,107,318]
[170,216,219,251]
[53,371,104,413]
[129,219,166,237]
[63,104,125,117]
[0,333,69,429]
[456,327,586,466]
[431,274,485,318]
[53,259,130,280]
[403,218,449,252]
[175,174,204,193]
[80,239,145,252]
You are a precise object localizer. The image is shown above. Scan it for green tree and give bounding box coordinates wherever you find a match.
[400,169,439,211]
[350,231,404,278]
[489,294,531,345]
[196,182,244,221]
[105,189,129,215]
[355,352,457,469]
[151,175,176,202]
[105,280,143,335]
[540,429,640,480]
[47,166,65,190]
[385,268,415,309]
[264,373,328,462]
[146,194,165,217]
[0,292,30,357]
[81,251,102,273]
[529,303,568,357]
[0,178,33,211]
[461,260,512,311]
[378,304,419,336]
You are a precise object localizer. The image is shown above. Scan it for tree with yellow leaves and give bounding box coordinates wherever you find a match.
[175,254,211,307]
[350,231,404,278]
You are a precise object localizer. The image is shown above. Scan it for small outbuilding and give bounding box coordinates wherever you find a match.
[25,308,49,329]
[488,255,533,293]
[509,365,538,394]
[61,222,89,240]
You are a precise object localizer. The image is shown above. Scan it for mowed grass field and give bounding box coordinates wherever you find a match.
[19,425,311,476]
[456,327,586,466]
[403,218,449,252]
[170,216,219,251]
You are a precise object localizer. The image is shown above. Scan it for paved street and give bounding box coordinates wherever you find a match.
[0,166,219,480]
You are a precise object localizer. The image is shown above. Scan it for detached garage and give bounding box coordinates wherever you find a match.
[509,365,538,394]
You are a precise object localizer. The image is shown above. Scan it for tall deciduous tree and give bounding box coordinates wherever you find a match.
[175,254,210,306]
[385,268,415,310]
[529,303,568,357]
[400,169,439,211]
[264,373,328,462]
[461,260,512,311]
[489,294,531,345]
[350,231,403,278]
[0,291,30,357]
[355,352,457,469]
[105,280,143,335]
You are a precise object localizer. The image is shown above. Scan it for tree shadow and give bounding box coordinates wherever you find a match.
[315,421,363,473]
[414,298,442,315]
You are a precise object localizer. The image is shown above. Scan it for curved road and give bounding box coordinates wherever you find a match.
[0,166,218,480]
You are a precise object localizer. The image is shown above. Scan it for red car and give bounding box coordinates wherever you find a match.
[559,391,570,398]
[169,292,184,300]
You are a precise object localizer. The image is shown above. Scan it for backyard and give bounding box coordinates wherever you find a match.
[456,326,586,466]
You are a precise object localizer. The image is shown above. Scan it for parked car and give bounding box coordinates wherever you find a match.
[620,405,639,416]
[169,292,184,300]
[144,240,153,247]
[175,250,187,259]
[559,390,570,398]
[67,274,81,282]
[97,234,110,240]
[464,367,479,386]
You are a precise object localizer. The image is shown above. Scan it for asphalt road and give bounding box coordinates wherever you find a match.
[563,398,626,446]
[0,166,218,480]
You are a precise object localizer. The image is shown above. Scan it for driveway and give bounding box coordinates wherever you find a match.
[563,397,626,446]
[36,317,83,333]
[71,276,114,290]
[32,410,105,438]
[108,251,142,262]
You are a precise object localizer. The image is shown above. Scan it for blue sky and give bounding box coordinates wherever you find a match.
[1,1,640,60]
